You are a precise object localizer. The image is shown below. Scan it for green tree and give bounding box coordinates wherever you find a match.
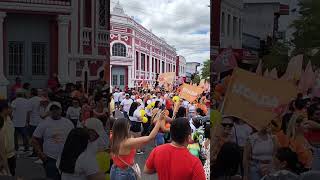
[262,41,289,76]
[193,74,201,84]
[291,0,320,68]
[201,59,210,80]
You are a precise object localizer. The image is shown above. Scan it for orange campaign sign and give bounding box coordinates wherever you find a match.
[179,83,204,103]
[158,72,176,85]
[222,68,298,131]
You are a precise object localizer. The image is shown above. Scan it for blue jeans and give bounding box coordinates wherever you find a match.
[110,165,136,180]
[249,160,272,180]
[312,146,320,170]
[43,157,61,180]
[155,133,165,146]
[14,127,29,151]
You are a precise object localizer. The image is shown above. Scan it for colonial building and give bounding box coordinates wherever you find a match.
[0,0,110,98]
[110,2,177,90]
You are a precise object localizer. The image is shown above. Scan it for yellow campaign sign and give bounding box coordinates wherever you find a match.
[179,83,204,103]
[223,68,298,131]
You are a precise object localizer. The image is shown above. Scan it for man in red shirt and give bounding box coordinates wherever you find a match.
[144,117,206,180]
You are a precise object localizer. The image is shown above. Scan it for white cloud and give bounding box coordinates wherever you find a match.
[111,0,210,64]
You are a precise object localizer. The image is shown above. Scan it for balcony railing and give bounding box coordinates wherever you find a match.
[2,0,71,5]
[96,30,108,47]
[81,28,92,46]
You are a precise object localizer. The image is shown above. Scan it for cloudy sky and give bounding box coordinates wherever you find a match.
[111,0,210,66]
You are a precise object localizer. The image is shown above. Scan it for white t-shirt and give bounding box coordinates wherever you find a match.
[120,99,133,113]
[119,93,124,102]
[66,106,81,121]
[183,101,189,109]
[189,119,196,133]
[60,146,100,180]
[131,95,136,101]
[33,117,74,159]
[113,92,120,102]
[232,123,253,147]
[11,97,32,127]
[188,104,196,114]
[28,96,43,126]
[129,109,141,122]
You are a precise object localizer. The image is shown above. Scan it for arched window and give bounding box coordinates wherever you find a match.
[112,43,126,57]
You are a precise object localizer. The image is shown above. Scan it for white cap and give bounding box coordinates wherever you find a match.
[47,102,62,111]
[136,99,143,104]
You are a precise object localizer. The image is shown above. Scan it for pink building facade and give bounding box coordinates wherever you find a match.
[0,0,110,97]
[110,2,177,90]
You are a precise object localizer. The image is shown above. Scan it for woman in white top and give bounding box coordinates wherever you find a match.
[58,128,105,180]
[243,125,277,180]
[66,98,82,127]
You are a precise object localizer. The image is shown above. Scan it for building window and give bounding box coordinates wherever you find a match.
[239,18,241,40]
[136,51,139,70]
[162,61,165,73]
[173,65,175,72]
[98,0,107,27]
[8,41,24,76]
[120,75,124,85]
[147,55,149,72]
[141,53,145,71]
[233,17,237,38]
[227,14,231,36]
[152,58,154,72]
[112,75,117,85]
[112,43,126,57]
[32,42,47,76]
[221,12,225,34]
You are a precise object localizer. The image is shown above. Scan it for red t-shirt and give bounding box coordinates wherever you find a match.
[145,144,205,180]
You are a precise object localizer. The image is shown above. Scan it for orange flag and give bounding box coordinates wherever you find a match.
[179,83,204,103]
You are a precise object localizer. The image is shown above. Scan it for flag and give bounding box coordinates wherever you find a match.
[269,68,278,80]
[256,60,263,76]
[213,48,238,73]
[299,61,315,93]
[158,72,175,85]
[281,54,303,81]
[179,83,204,103]
[223,68,297,131]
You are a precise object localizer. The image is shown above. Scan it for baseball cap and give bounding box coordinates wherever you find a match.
[48,102,62,111]
[125,93,130,96]
[136,99,143,104]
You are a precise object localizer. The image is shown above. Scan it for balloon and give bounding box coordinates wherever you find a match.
[211,110,222,128]
[172,96,180,103]
[165,123,171,129]
[142,117,148,123]
[140,109,146,117]
[146,104,152,109]
[151,102,156,107]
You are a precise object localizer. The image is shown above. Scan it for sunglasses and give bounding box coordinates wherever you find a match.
[221,123,234,128]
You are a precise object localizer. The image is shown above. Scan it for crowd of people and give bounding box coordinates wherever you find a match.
[212,80,320,180]
[0,75,211,180]
[109,85,211,180]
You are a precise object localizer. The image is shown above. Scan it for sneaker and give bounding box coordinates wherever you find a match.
[136,151,144,155]
[28,153,38,159]
[34,159,43,164]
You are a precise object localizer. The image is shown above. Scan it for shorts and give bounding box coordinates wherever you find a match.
[130,121,142,133]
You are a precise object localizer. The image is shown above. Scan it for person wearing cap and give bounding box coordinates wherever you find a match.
[31,102,74,180]
[0,100,16,176]
[120,94,133,119]
[11,88,31,152]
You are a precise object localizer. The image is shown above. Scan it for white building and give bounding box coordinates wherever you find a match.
[243,0,291,41]
[220,0,243,49]
[186,62,201,75]
[110,2,177,90]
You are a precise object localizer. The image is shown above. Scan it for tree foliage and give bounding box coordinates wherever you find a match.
[291,0,320,68]
[201,59,210,80]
